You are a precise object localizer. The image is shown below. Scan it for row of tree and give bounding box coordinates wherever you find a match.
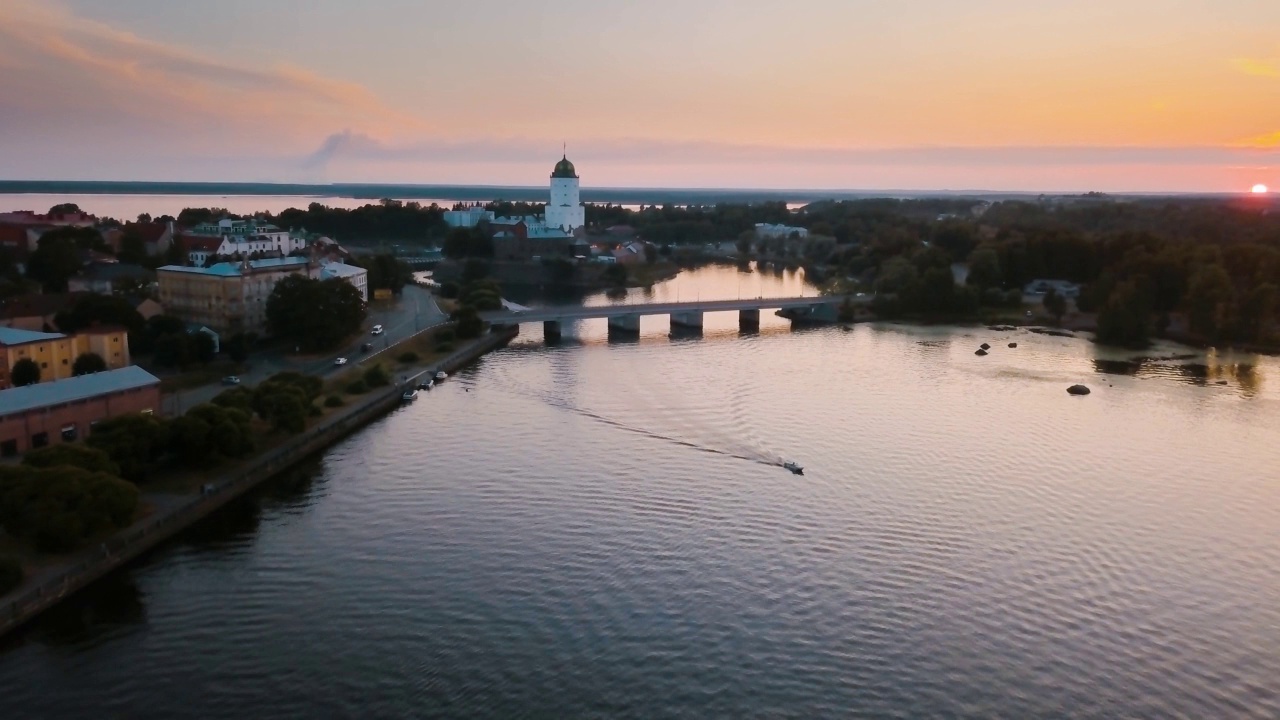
[0,445,140,553]
[84,372,325,483]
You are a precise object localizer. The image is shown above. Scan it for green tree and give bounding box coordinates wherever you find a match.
[153,333,193,368]
[85,413,169,483]
[966,246,1002,290]
[363,364,390,388]
[1043,288,1068,324]
[361,254,412,294]
[72,352,107,376]
[168,414,213,466]
[118,232,149,265]
[54,294,146,345]
[266,275,366,352]
[1238,282,1278,345]
[602,264,628,287]
[187,404,254,457]
[26,232,85,292]
[1095,280,1152,348]
[191,331,217,364]
[0,466,139,553]
[224,332,256,363]
[874,256,919,296]
[1184,264,1233,342]
[462,258,492,283]
[453,305,484,339]
[10,358,40,387]
[21,444,120,475]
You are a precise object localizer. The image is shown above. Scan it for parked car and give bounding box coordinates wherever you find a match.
[371,325,384,335]
[221,376,241,385]
[334,357,348,366]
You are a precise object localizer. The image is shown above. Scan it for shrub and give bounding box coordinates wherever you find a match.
[0,555,22,596]
[435,328,456,343]
[0,466,139,553]
[346,380,368,395]
[86,413,170,483]
[308,404,323,418]
[11,358,39,387]
[363,364,390,388]
[324,394,344,408]
[22,444,120,475]
[397,351,420,363]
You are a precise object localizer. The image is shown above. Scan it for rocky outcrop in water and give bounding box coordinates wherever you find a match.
[1067,384,1091,395]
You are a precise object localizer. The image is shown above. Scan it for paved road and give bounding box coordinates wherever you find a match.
[164,284,445,414]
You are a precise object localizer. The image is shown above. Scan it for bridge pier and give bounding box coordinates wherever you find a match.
[543,320,563,343]
[607,313,641,336]
[739,308,760,332]
[670,311,704,330]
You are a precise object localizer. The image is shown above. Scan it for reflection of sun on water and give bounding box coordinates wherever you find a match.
[1252,184,1269,194]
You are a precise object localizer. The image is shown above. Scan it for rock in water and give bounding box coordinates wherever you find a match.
[1067,384,1091,396]
[975,348,989,356]
[1008,342,1018,348]
[980,343,991,350]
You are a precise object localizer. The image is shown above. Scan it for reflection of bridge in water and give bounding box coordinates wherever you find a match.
[481,295,865,341]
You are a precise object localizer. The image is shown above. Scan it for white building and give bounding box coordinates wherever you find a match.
[443,206,496,229]
[755,223,809,240]
[545,156,585,232]
[316,259,369,301]
[186,218,308,261]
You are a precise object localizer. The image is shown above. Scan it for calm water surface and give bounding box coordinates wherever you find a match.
[3,266,1280,718]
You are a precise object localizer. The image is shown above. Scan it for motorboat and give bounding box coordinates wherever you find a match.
[401,389,419,402]
[783,461,804,475]
[435,371,448,382]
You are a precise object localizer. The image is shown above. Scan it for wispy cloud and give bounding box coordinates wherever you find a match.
[1231,57,1280,77]
[0,0,422,146]
[301,132,1280,172]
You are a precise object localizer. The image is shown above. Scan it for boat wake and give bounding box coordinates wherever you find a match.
[484,369,786,470]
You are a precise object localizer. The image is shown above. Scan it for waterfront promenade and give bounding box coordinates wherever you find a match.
[0,327,518,639]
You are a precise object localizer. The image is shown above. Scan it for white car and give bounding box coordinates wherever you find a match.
[371,325,384,335]
[334,357,348,366]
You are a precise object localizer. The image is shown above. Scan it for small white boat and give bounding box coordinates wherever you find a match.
[783,461,804,475]
[435,371,448,382]
[401,389,419,402]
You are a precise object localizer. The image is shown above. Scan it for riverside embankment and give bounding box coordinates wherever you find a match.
[0,326,518,639]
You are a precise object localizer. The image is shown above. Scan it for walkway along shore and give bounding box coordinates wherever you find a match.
[0,325,520,640]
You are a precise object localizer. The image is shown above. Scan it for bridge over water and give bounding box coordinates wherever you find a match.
[481,295,865,340]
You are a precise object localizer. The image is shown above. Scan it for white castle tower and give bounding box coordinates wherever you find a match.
[544,155,585,232]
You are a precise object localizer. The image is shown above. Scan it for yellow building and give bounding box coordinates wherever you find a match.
[157,257,314,333]
[0,327,131,389]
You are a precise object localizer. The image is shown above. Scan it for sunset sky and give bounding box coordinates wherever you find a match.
[1,0,1277,192]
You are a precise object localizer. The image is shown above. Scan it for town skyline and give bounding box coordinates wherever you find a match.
[1,0,1277,192]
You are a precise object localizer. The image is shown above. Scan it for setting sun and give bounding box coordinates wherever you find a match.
[1253,184,1269,194]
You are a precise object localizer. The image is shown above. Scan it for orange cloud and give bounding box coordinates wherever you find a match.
[1239,131,1280,148]
[1231,57,1280,78]
[0,0,424,145]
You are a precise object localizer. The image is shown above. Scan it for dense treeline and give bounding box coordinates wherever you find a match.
[793,197,1280,349]
[270,199,448,240]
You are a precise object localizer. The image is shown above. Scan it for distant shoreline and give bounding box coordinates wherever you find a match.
[0,181,1246,205]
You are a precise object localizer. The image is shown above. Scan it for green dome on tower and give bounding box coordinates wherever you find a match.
[551,155,578,179]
